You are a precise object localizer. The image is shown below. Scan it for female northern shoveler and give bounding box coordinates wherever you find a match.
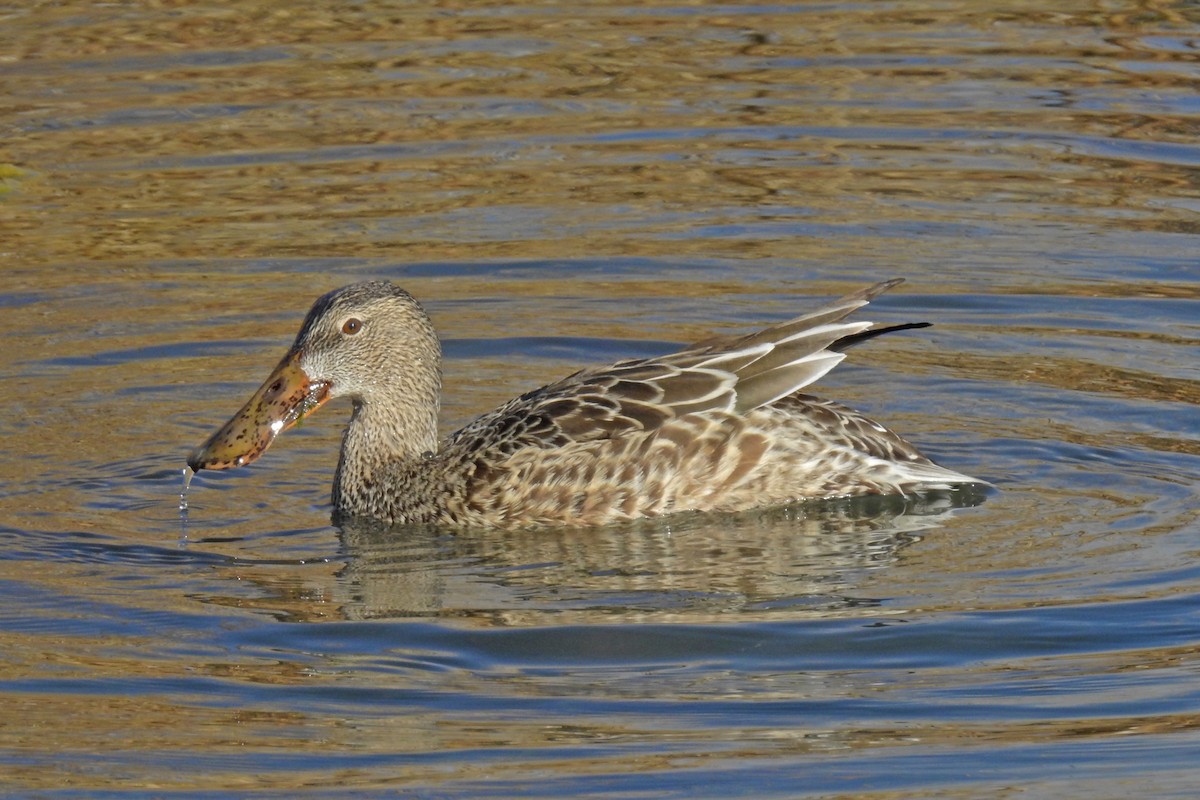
[187,279,983,527]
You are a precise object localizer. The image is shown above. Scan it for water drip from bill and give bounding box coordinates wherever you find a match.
[179,466,194,542]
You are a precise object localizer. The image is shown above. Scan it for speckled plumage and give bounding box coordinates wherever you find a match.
[188,279,983,527]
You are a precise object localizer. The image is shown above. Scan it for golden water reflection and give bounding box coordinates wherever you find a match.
[5,0,1198,272]
[3,0,1199,794]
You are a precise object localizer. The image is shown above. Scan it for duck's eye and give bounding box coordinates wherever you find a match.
[341,318,363,335]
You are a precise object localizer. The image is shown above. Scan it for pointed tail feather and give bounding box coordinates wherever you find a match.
[831,321,931,352]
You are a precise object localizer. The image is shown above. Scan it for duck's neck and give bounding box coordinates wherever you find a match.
[333,395,440,516]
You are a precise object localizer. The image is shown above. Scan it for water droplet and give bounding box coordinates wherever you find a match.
[180,466,194,512]
[179,466,193,544]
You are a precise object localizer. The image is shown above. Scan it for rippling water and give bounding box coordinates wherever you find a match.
[3,1,1199,796]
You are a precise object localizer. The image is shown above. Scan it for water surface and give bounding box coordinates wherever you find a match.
[2,1,1199,797]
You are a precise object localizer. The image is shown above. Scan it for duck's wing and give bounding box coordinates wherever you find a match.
[447,279,917,458]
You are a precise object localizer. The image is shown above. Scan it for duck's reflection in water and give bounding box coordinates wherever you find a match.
[331,486,989,624]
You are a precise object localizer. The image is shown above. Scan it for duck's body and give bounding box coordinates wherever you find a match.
[188,279,982,527]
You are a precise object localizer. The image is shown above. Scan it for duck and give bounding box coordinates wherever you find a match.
[187,279,983,527]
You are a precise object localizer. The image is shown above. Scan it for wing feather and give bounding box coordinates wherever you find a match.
[446,279,921,461]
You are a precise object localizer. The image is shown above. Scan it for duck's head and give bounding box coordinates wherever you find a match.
[187,281,441,472]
